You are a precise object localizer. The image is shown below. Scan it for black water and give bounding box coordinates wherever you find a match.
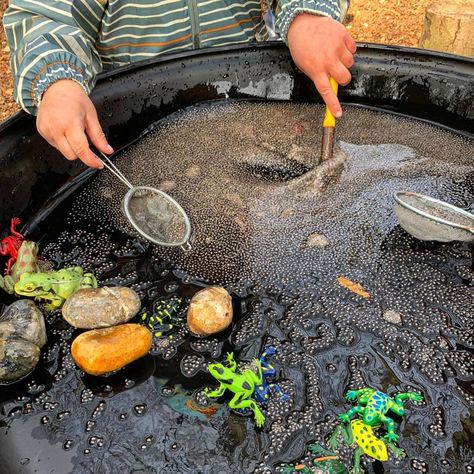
[0,103,473,474]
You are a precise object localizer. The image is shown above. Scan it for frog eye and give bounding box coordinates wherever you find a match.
[23,284,36,292]
[215,367,224,375]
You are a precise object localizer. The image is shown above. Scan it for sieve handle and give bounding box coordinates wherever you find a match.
[180,241,192,252]
[99,152,134,189]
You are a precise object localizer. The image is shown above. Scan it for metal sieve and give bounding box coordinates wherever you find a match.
[100,153,192,251]
[394,191,474,242]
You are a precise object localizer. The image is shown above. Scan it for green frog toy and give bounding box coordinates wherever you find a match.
[338,387,423,442]
[280,444,347,474]
[0,241,40,294]
[328,419,406,474]
[14,266,97,310]
[204,352,265,427]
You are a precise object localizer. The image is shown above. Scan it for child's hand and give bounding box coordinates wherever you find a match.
[37,80,113,168]
[287,14,356,118]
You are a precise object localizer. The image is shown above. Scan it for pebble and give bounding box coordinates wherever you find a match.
[62,286,141,329]
[0,300,47,382]
[306,232,329,248]
[383,309,403,325]
[71,324,152,376]
[187,287,233,337]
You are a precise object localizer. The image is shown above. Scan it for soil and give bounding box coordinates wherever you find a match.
[0,0,432,122]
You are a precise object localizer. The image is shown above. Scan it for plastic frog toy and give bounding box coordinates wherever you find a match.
[328,419,406,473]
[338,387,423,442]
[205,352,265,427]
[14,266,97,310]
[254,345,289,403]
[140,296,183,337]
[280,444,346,474]
[0,241,39,294]
[0,217,24,274]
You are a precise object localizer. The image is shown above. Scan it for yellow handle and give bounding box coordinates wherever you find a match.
[323,77,339,128]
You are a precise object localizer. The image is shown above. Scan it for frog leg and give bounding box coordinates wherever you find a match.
[224,353,237,371]
[387,442,406,461]
[261,363,276,379]
[251,359,263,382]
[204,384,226,399]
[328,424,352,451]
[82,273,98,288]
[34,293,64,311]
[339,406,364,423]
[350,447,365,474]
[308,443,338,457]
[346,388,369,402]
[394,392,423,405]
[0,275,14,294]
[378,414,398,442]
[229,393,265,427]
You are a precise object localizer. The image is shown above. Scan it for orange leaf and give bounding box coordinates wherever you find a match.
[337,276,370,299]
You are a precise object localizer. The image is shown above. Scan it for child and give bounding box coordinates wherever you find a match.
[3,0,355,168]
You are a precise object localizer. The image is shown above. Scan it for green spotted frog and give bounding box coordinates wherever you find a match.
[339,387,423,442]
[14,266,97,310]
[205,352,265,427]
[0,241,40,294]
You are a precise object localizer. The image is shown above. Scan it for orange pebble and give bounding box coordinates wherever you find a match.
[71,324,152,376]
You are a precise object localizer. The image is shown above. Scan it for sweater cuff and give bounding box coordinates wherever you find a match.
[16,48,93,115]
[276,0,342,44]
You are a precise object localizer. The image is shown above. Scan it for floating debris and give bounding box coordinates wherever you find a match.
[336,277,370,299]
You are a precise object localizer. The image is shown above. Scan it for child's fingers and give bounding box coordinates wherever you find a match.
[85,105,113,155]
[55,136,77,161]
[345,35,357,54]
[65,123,103,169]
[329,61,352,86]
[340,48,354,68]
[313,73,342,118]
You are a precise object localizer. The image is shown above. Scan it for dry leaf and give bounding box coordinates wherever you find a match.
[337,276,370,298]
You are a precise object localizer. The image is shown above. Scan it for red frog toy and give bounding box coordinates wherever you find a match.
[0,217,25,274]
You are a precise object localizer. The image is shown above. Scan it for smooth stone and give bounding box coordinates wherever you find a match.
[383,310,403,325]
[187,287,233,337]
[62,286,141,329]
[71,324,152,376]
[0,300,47,382]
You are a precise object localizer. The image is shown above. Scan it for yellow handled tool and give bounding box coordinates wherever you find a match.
[320,77,339,161]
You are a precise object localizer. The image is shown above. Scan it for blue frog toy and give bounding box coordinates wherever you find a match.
[254,345,289,403]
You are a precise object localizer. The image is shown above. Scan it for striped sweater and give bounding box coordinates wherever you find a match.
[3,0,345,115]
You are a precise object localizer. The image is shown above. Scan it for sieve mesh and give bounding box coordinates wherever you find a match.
[124,186,190,246]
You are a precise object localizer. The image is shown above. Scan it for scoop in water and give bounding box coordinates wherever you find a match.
[394,191,474,242]
[100,153,192,250]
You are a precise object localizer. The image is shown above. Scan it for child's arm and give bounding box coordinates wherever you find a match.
[3,0,110,168]
[3,0,105,115]
[274,0,355,118]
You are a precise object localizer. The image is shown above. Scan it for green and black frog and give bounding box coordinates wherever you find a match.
[204,352,266,427]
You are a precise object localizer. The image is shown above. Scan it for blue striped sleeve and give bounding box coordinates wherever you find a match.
[2,0,106,115]
[275,0,345,43]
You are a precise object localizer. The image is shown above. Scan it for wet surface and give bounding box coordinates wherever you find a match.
[0,102,473,474]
